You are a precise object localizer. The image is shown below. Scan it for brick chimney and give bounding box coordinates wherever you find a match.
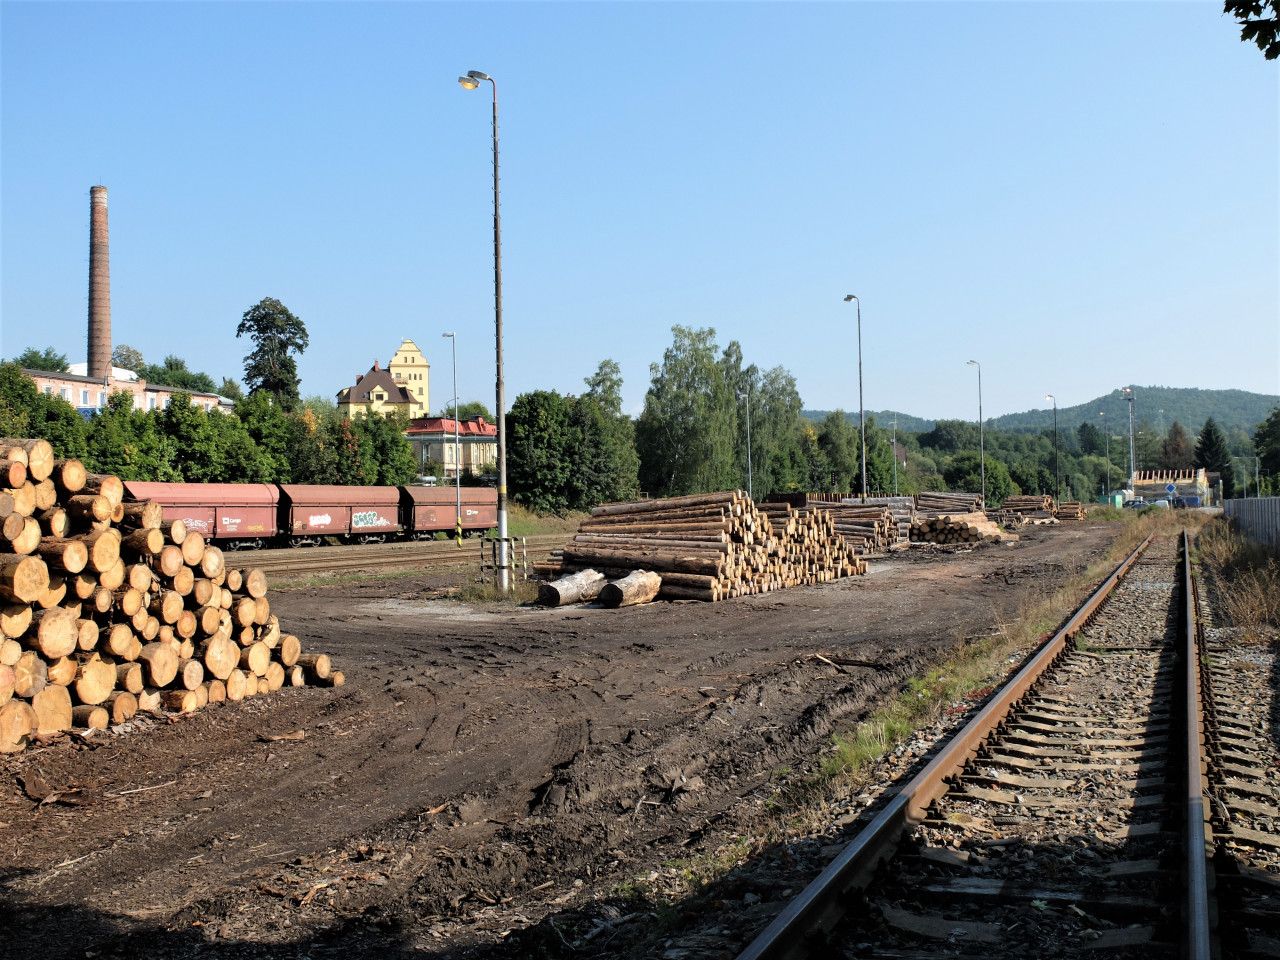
[87,185,111,380]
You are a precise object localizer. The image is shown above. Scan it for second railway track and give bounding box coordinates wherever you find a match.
[739,530,1251,959]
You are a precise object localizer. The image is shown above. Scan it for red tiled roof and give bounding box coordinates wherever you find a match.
[406,416,497,437]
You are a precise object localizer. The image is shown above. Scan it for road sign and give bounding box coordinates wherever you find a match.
[1166,483,1177,494]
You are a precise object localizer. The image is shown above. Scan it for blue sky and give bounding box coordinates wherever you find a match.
[2,1,1277,420]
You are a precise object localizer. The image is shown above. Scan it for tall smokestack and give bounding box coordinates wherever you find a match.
[87,185,111,380]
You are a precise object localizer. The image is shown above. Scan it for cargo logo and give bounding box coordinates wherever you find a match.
[352,510,388,528]
[308,513,333,527]
[223,516,242,529]
[465,509,480,517]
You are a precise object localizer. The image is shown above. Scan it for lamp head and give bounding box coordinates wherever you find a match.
[458,75,480,90]
[442,331,455,339]
[966,359,978,367]
[843,294,856,302]
[1045,394,1055,403]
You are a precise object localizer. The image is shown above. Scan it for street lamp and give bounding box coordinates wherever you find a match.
[1099,410,1111,496]
[1045,393,1060,502]
[442,332,461,544]
[743,380,753,500]
[891,413,898,496]
[458,68,510,590]
[1121,387,1136,484]
[844,294,866,498]
[966,360,984,507]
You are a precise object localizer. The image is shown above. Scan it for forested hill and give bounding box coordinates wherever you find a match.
[807,387,1278,436]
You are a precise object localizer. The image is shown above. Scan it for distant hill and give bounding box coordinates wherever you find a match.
[806,387,1278,436]
[802,409,935,432]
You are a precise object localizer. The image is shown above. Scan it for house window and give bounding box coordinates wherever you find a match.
[97,391,105,406]
[61,387,70,400]
[81,389,90,405]
[44,386,53,395]
[148,396,156,410]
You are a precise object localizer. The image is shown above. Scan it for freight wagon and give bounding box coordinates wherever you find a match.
[121,481,498,548]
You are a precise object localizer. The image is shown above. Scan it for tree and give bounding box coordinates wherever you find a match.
[84,392,180,481]
[1076,421,1105,457]
[219,378,245,402]
[137,355,218,393]
[441,401,493,421]
[235,392,293,481]
[506,390,577,513]
[1225,0,1280,58]
[0,362,88,458]
[1255,407,1280,481]
[236,297,309,411]
[582,359,640,503]
[1159,420,1194,470]
[353,411,417,485]
[817,410,859,491]
[919,419,979,453]
[12,347,69,372]
[944,452,1018,504]
[636,327,738,496]
[111,344,145,371]
[1194,417,1235,498]
[155,394,269,482]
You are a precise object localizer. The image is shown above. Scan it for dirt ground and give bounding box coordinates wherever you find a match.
[0,521,1121,960]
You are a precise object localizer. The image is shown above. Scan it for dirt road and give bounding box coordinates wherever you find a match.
[0,522,1119,959]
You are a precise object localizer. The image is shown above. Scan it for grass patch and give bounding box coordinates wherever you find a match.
[271,567,435,591]
[1197,519,1280,639]
[451,578,541,605]
[1088,505,1126,522]
[505,503,586,538]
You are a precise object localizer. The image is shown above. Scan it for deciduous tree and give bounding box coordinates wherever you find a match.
[12,347,69,372]
[1225,0,1280,58]
[236,297,308,411]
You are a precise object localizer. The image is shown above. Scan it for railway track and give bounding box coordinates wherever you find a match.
[737,530,1272,960]
[236,534,563,578]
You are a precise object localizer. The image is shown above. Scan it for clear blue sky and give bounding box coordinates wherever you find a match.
[2,1,1277,421]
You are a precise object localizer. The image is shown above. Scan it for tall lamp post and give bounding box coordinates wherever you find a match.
[744,381,753,500]
[458,69,510,590]
[891,413,898,496]
[1099,410,1111,497]
[843,294,866,498]
[1045,393,1060,502]
[442,332,461,544]
[966,360,984,507]
[1121,387,1136,485]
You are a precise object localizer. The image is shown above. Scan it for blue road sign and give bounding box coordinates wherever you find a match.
[1166,483,1177,494]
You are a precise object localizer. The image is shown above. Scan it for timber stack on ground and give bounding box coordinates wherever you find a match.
[1001,495,1057,522]
[0,436,342,754]
[851,496,916,544]
[909,511,1013,545]
[766,493,897,554]
[549,491,866,602]
[1055,501,1086,521]
[915,491,984,517]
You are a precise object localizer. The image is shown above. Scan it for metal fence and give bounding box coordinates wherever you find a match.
[1224,497,1280,553]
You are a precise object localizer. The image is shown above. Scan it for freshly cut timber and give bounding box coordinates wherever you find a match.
[5,517,40,555]
[119,499,163,530]
[0,439,54,482]
[138,642,179,687]
[538,569,606,607]
[105,690,138,723]
[600,570,662,608]
[81,473,124,508]
[298,653,331,680]
[30,607,78,659]
[0,699,37,752]
[74,656,117,705]
[72,704,108,730]
[32,684,72,733]
[52,459,87,494]
[0,555,49,604]
[0,459,28,489]
[910,512,1012,545]
[35,537,88,574]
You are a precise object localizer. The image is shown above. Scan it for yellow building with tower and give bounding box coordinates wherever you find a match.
[336,338,430,419]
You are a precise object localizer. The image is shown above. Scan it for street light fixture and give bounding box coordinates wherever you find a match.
[844,294,866,498]
[743,379,753,500]
[1045,393,1060,502]
[1099,410,1111,497]
[1121,387,1136,483]
[457,67,510,590]
[966,360,984,507]
[442,332,461,544]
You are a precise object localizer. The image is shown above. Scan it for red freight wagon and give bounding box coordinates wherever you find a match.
[122,482,279,546]
[400,486,498,537]
[278,485,402,543]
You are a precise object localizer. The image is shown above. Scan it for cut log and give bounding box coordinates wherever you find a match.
[32,684,72,733]
[278,633,301,667]
[0,663,12,704]
[81,474,124,508]
[5,516,40,555]
[259,616,280,649]
[1,603,32,639]
[38,507,70,539]
[105,690,137,723]
[163,688,200,713]
[101,624,135,658]
[116,586,145,618]
[319,671,345,688]
[600,570,662,608]
[181,532,205,567]
[0,555,49,603]
[138,641,178,687]
[35,537,88,574]
[66,494,112,524]
[47,656,77,686]
[123,528,163,556]
[265,661,285,691]
[200,546,224,579]
[0,459,27,488]
[0,490,11,520]
[224,569,243,592]
[154,545,184,578]
[234,596,256,628]
[53,459,87,494]
[150,590,183,625]
[90,586,113,614]
[200,635,238,680]
[207,679,226,703]
[0,439,54,482]
[253,596,270,625]
[119,500,163,530]
[170,565,194,596]
[225,668,248,702]
[127,562,153,592]
[193,682,209,708]
[176,657,204,691]
[288,665,304,687]
[30,607,78,659]
[298,652,331,680]
[34,480,58,511]
[175,610,197,639]
[79,528,122,573]
[97,557,126,590]
[0,699,37,752]
[115,661,143,694]
[73,704,109,730]
[136,687,161,713]
[191,579,215,607]
[36,576,67,609]
[0,637,20,665]
[1,514,24,541]
[538,569,606,607]
[73,573,98,601]
[8,483,36,518]
[74,656,117,705]
[239,641,270,677]
[77,618,98,651]
[161,518,187,545]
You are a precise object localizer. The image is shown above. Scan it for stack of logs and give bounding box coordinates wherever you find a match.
[0,437,341,753]
[909,511,1010,545]
[765,493,899,554]
[1054,501,1086,521]
[853,496,916,544]
[546,491,866,603]
[915,491,984,517]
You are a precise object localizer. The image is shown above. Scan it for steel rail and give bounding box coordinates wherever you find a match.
[1181,529,1213,959]
[736,533,1155,960]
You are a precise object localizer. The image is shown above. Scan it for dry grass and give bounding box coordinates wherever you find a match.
[1197,519,1280,640]
[505,503,586,538]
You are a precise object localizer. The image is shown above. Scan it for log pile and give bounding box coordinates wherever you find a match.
[915,491,984,517]
[1054,501,1086,521]
[549,491,866,602]
[0,437,342,753]
[909,511,1012,545]
[848,496,915,544]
